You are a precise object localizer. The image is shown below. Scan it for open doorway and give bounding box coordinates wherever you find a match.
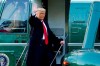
[41,0,48,21]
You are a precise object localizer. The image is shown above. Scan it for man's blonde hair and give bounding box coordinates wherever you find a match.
[36,8,46,12]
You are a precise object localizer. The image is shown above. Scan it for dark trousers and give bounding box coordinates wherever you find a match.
[26,41,56,66]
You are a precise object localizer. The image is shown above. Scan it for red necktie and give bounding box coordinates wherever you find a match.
[42,21,48,45]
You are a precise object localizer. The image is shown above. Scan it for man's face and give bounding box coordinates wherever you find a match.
[36,11,46,20]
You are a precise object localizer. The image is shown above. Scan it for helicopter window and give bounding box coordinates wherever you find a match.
[95,19,100,43]
[0,0,29,33]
